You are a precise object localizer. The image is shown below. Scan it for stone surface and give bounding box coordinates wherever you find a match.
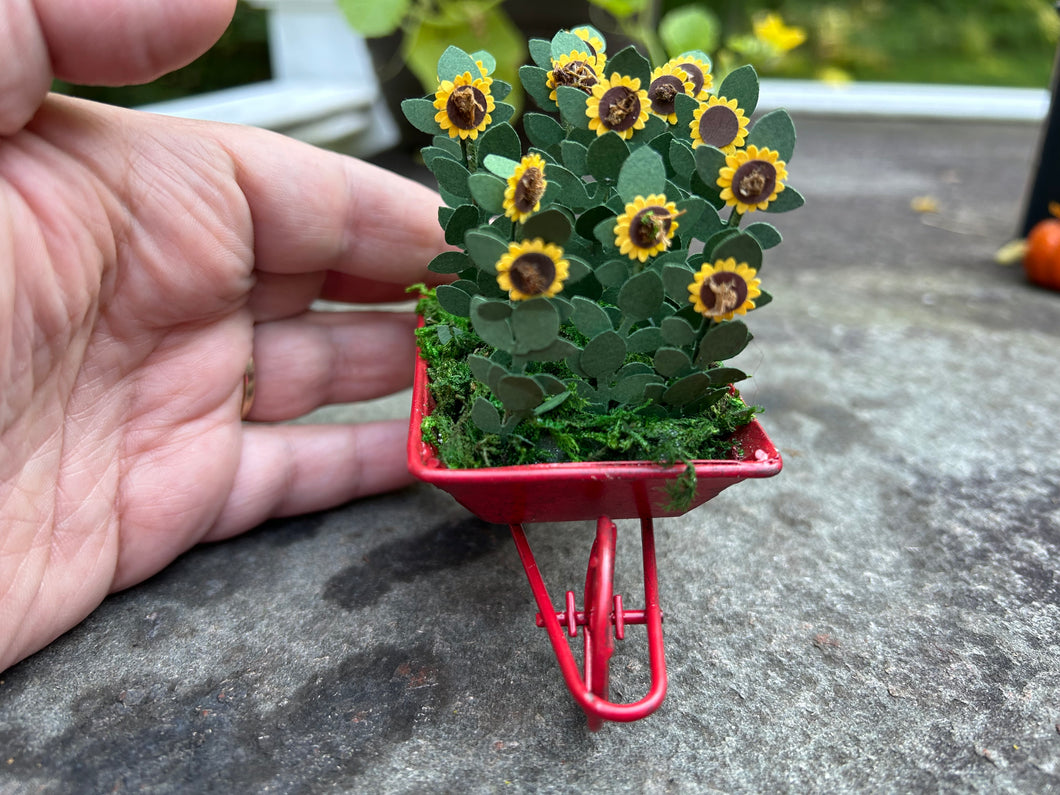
[2,116,1060,794]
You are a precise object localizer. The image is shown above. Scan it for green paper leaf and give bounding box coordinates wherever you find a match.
[662,263,696,303]
[534,391,571,415]
[612,373,664,405]
[401,98,442,136]
[696,320,751,365]
[668,139,696,184]
[541,163,591,211]
[421,145,459,169]
[444,204,480,245]
[436,283,472,317]
[551,30,592,61]
[690,168,723,207]
[428,251,472,274]
[654,347,693,378]
[701,228,739,258]
[522,337,579,362]
[467,353,492,385]
[708,366,748,385]
[717,64,759,116]
[470,396,502,434]
[470,298,514,350]
[496,374,545,412]
[528,38,552,69]
[511,299,560,354]
[616,145,667,204]
[587,132,630,183]
[534,373,567,396]
[336,0,410,37]
[465,228,509,272]
[477,123,522,165]
[710,232,763,271]
[745,222,782,249]
[755,289,773,309]
[475,268,507,299]
[524,112,565,150]
[602,45,650,86]
[571,295,613,337]
[747,109,796,162]
[595,260,629,288]
[520,64,558,113]
[575,205,615,241]
[764,185,805,213]
[556,85,591,129]
[483,153,518,179]
[630,115,669,145]
[617,269,664,323]
[468,172,507,214]
[560,140,589,175]
[661,372,710,406]
[437,45,478,83]
[430,156,471,199]
[594,216,619,251]
[470,50,496,75]
[674,94,699,140]
[581,330,627,380]
[490,79,512,103]
[491,102,516,128]
[520,208,572,245]
[693,145,727,192]
[661,316,696,347]
[432,135,463,159]
[627,326,664,353]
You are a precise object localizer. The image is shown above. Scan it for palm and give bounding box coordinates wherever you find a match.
[0,94,446,669]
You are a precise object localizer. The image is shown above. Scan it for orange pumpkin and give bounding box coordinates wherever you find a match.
[1023,202,1060,290]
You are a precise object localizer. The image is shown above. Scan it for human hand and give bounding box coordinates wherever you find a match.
[0,0,449,671]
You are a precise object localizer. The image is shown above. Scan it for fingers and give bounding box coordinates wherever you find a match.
[221,126,451,287]
[203,419,414,541]
[248,310,418,422]
[0,0,235,135]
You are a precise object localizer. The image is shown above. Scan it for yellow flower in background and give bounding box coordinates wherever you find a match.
[690,95,749,153]
[504,154,548,223]
[753,12,807,54]
[614,194,681,262]
[434,71,495,140]
[688,259,762,322]
[587,73,650,139]
[717,145,788,214]
[547,50,605,102]
[495,238,569,300]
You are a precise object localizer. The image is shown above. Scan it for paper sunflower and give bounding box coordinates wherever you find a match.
[586,74,650,139]
[434,71,496,141]
[690,96,749,153]
[547,51,605,102]
[687,258,762,322]
[570,26,606,60]
[664,56,713,99]
[495,238,570,300]
[717,145,788,214]
[504,153,548,223]
[647,64,694,124]
[614,194,681,262]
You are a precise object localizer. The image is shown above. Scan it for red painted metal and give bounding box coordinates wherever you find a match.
[407,343,782,727]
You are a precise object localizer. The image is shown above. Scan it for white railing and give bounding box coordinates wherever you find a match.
[138,0,399,157]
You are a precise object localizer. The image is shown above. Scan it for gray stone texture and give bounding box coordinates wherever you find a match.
[2,116,1059,794]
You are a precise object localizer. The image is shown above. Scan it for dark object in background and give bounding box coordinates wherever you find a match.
[1021,2,1060,236]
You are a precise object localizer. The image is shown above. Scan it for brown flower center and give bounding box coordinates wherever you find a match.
[731,160,777,204]
[509,253,556,296]
[632,207,675,249]
[600,86,641,131]
[699,272,748,316]
[648,75,684,115]
[446,84,488,130]
[675,62,705,95]
[698,105,740,148]
[552,61,598,94]
[513,167,546,214]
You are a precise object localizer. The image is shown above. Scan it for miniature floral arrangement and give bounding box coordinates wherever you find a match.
[402,25,802,480]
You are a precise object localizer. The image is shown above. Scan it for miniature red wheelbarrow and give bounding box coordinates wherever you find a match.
[407,351,782,729]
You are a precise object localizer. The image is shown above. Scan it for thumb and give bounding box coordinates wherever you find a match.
[0,0,236,136]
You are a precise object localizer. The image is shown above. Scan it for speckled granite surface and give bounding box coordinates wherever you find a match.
[2,116,1059,794]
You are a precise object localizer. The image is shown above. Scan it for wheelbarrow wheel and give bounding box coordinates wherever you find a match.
[584,517,617,705]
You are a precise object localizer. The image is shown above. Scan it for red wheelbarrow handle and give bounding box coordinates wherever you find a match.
[509,516,667,728]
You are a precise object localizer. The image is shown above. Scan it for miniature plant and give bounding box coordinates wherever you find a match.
[402,26,802,475]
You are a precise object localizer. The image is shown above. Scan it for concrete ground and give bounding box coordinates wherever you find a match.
[2,113,1059,794]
